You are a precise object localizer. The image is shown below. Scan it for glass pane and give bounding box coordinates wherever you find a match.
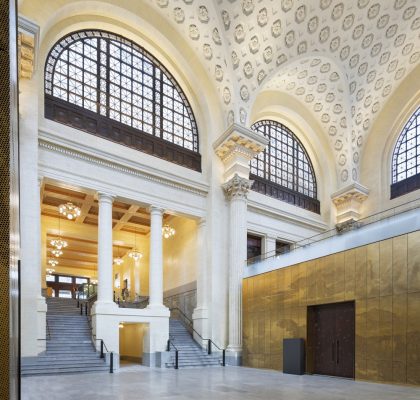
[46,30,199,152]
[58,276,72,283]
[59,290,72,298]
[46,275,55,282]
[75,277,88,285]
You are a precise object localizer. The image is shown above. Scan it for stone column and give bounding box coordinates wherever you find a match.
[96,192,115,306]
[265,236,277,256]
[193,218,209,342]
[223,175,252,363]
[19,75,47,358]
[213,123,268,365]
[148,206,165,309]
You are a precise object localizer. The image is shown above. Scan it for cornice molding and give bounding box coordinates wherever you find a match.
[38,137,209,197]
[18,15,39,79]
[247,197,328,232]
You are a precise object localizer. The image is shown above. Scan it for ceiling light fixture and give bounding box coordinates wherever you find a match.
[50,238,68,250]
[113,245,124,266]
[162,224,176,239]
[51,248,63,257]
[128,229,143,261]
[48,259,59,267]
[46,268,55,275]
[58,202,81,220]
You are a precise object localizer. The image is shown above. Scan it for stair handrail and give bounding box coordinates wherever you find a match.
[166,339,179,369]
[169,307,226,366]
[92,334,114,373]
[46,319,51,340]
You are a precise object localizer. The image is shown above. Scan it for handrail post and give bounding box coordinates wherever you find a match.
[100,340,104,359]
[110,352,114,373]
[208,339,212,355]
[167,339,170,352]
[80,304,83,315]
[222,349,226,367]
[85,303,88,315]
[175,350,179,370]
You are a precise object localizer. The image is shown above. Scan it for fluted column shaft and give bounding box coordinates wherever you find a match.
[148,206,164,308]
[223,174,252,353]
[97,193,114,304]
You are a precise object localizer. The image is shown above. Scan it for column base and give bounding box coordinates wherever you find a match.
[37,296,47,354]
[226,347,242,366]
[142,351,170,368]
[192,307,209,348]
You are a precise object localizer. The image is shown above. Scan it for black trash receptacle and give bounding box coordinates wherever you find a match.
[283,338,305,375]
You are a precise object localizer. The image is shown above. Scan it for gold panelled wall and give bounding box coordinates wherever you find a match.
[243,231,420,385]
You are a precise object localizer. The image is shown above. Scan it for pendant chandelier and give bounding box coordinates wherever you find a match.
[51,248,63,257]
[50,214,68,254]
[50,238,68,250]
[46,268,55,275]
[48,259,59,267]
[128,229,143,261]
[162,224,176,239]
[113,245,124,266]
[58,201,81,220]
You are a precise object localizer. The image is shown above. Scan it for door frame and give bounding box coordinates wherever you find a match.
[306,300,355,379]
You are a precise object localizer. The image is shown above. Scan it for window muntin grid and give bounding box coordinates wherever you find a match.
[45,30,198,152]
[250,120,317,199]
[392,107,420,184]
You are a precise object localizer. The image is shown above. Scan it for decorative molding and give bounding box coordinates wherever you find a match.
[247,196,328,232]
[213,123,268,162]
[222,174,253,201]
[214,123,268,182]
[18,15,39,79]
[38,138,209,197]
[331,182,369,223]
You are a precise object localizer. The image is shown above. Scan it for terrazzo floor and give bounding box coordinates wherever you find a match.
[22,365,420,400]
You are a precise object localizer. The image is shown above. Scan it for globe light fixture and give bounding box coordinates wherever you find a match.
[50,238,68,250]
[51,248,63,257]
[162,224,176,239]
[48,259,59,267]
[58,202,81,220]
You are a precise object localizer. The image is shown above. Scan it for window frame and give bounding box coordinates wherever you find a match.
[250,120,320,214]
[390,106,420,199]
[44,29,201,171]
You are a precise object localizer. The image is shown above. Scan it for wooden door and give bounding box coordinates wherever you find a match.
[308,301,355,378]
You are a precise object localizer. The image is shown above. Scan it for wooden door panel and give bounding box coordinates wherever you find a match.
[308,301,355,379]
[335,302,355,378]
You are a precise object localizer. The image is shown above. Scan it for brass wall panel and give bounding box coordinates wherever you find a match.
[393,235,408,295]
[243,231,420,385]
[344,249,356,300]
[379,240,393,297]
[408,231,420,293]
[366,243,380,298]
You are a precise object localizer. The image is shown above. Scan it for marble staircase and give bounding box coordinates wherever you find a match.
[166,319,222,368]
[21,297,109,376]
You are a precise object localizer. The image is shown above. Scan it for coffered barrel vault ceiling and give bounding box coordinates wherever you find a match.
[150,0,420,184]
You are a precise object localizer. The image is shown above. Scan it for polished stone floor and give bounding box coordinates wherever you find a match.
[22,366,420,400]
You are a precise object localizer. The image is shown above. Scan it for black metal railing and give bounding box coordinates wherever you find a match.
[166,339,179,369]
[170,307,226,366]
[76,283,98,305]
[246,198,420,265]
[46,319,51,340]
[93,337,114,373]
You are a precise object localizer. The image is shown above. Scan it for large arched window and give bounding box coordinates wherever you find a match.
[250,120,319,213]
[45,30,200,171]
[391,106,420,199]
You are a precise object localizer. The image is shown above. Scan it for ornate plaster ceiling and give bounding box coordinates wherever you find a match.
[150,0,420,184]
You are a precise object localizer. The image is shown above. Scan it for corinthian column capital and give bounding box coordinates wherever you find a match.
[222,173,253,201]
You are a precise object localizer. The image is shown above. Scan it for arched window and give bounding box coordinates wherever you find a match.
[45,30,200,171]
[250,120,319,213]
[391,106,420,199]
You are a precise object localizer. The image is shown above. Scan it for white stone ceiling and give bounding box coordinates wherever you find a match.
[150,0,420,184]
